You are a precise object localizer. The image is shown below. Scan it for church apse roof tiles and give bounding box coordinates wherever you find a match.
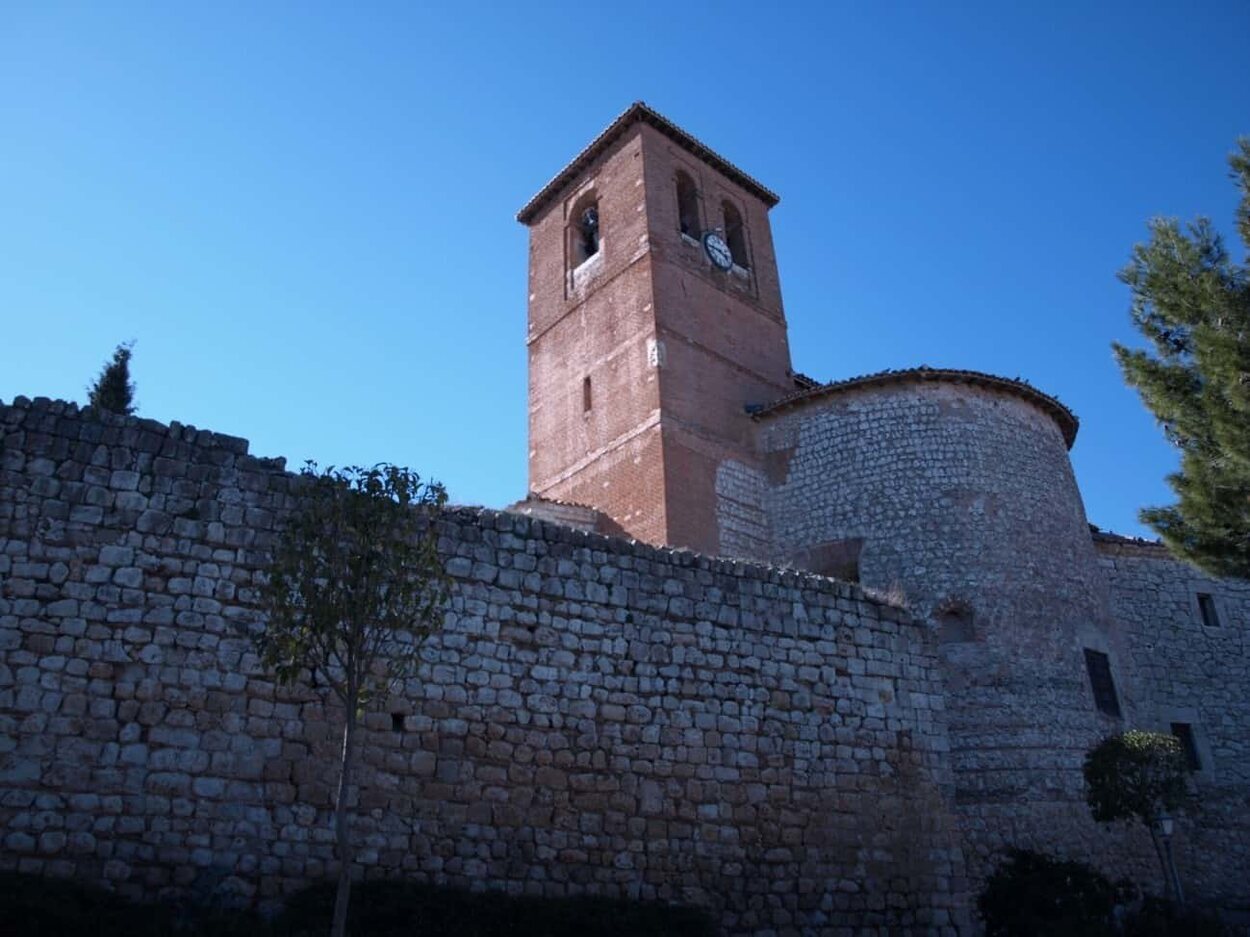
[517,101,780,225]
[754,366,1080,449]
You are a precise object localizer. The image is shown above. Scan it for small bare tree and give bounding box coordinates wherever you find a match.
[257,463,450,937]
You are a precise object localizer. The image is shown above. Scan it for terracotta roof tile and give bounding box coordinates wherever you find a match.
[1089,525,1168,551]
[517,492,599,511]
[754,366,1080,449]
[517,101,779,225]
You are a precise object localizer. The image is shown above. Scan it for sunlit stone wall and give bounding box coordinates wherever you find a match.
[0,396,971,935]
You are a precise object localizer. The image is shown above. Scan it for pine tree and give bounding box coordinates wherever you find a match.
[87,342,136,415]
[1113,139,1250,580]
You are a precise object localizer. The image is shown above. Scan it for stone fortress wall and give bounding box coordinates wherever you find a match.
[0,397,972,935]
[713,375,1250,912]
[1094,535,1250,902]
[510,101,1250,925]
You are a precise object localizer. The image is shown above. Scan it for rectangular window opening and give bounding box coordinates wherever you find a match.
[1083,649,1121,718]
[391,713,405,733]
[1197,593,1220,628]
[582,376,592,413]
[1170,722,1202,771]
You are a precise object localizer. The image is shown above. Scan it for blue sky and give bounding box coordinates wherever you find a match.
[2,2,1247,538]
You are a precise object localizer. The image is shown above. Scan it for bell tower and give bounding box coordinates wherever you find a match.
[517,102,795,554]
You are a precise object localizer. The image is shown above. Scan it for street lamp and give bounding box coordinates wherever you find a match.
[1154,809,1185,907]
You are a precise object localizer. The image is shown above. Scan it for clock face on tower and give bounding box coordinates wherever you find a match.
[702,231,734,271]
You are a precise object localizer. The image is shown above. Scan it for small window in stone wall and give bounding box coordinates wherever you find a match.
[1197,593,1220,628]
[582,375,593,413]
[391,713,406,733]
[1171,722,1201,771]
[935,598,975,643]
[1083,649,1121,718]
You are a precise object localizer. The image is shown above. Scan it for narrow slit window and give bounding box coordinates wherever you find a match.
[1083,649,1121,718]
[582,375,592,413]
[1170,722,1201,771]
[676,171,700,238]
[723,200,748,268]
[391,713,405,733]
[1197,593,1219,628]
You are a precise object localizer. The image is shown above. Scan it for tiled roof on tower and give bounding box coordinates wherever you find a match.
[516,101,779,224]
[754,365,1081,448]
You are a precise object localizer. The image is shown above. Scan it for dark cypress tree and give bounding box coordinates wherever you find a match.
[87,342,137,416]
[1113,139,1250,579]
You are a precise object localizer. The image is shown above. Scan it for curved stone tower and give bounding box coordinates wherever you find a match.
[751,368,1092,625]
[726,368,1150,879]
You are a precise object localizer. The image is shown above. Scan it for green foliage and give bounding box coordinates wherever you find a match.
[1084,731,1192,826]
[1113,138,1250,579]
[0,873,717,937]
[257,462,450,708]
[977,849,1126,936]
[257,462,451,936]
[87,341,136,415]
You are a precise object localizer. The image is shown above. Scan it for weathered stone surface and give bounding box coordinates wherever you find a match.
[715,379,1250,913]
[1095,535,1250,905]
[0,398,970,933]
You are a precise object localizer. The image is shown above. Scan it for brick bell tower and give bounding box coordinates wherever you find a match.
[517,102,795,554]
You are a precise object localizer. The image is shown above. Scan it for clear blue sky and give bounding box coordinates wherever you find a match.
[2,2,1247,538]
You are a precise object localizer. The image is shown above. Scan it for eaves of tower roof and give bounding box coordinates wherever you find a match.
[753,366,1081,449]
[1088,525,1170,555]
[516,101,780,225]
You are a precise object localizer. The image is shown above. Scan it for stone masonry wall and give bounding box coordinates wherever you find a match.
[0,397,970,935]
[726,382,1178,897]
[1097,537,1250,913]
[714,460,772,563]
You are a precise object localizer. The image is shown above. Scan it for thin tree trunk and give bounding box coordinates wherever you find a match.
[1163,834,1185,907]
[331,703,358,937]
[1148,824,1171,901]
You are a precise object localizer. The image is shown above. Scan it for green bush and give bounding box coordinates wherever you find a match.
[1084,731,1191,826]
[977,849,1127,936]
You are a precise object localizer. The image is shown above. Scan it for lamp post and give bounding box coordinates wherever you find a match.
[1154,809,1185,907]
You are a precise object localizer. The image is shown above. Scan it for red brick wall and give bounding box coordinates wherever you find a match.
[526,124,665,543]
[540,425,668,546]
[523,118,793,554]
[642,125,792,552]
[527,264,660,489]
